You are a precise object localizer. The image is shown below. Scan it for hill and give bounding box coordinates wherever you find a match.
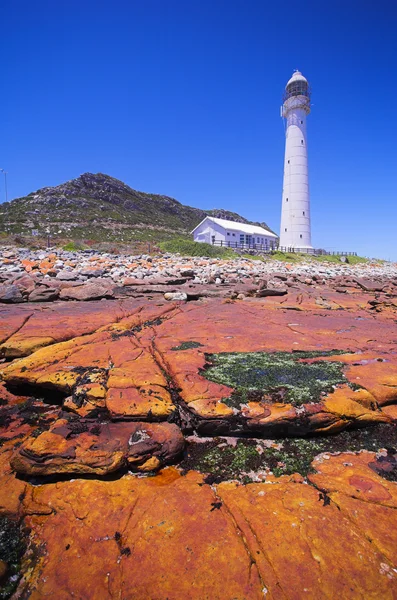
[0,172,275,244]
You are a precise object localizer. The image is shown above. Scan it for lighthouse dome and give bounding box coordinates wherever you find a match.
[286,70,308,88]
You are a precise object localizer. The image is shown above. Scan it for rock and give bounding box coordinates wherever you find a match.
[56,271,79,281]
[0,560,7,582]
[11,420,184,476]
[29,287,59,302]
[0,284,24,303]
[164,292,188,301]
[13,274,36,295]
[256,287,288,297]
[354,278,385,292]
[180,269,195,278]
[59,282,114,301]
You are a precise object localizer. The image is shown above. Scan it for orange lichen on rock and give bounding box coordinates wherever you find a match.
[11,420,184,476]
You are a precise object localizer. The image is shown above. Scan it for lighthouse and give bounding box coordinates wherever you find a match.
[279,70,312,249]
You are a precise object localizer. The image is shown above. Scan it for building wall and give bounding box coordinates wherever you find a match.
[193,219,276,248]
[280,101,312,248]
[193,219,226,243]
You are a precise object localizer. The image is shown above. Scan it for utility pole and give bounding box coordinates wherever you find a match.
[0,169,8,203]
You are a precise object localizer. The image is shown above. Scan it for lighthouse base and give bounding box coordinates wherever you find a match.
[278,244,314,253]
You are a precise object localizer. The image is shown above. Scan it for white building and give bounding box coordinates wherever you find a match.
[279,70,312,249]
[192,216,278,249]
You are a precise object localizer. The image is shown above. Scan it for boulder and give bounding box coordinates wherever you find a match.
[0,284,24,303]
[56,271,79,281]
[10,419,184,476]
[59,281,114,301]
[29,287,59,302]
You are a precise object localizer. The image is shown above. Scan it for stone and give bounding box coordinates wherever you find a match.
[0,284,24,303]
[59,281,114,301]
[55,271,78,281]
[13,274,36,295]
[28,287,59,302]
[164,291,187,301]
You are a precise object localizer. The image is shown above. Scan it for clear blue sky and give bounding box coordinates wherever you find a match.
[1,0,396,259]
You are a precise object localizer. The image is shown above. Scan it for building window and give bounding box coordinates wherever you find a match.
[232,233,235,236]
[257,237,260,243]
[301,139,304,144]
[227,232,230,236]
[288,160,290,164]
[300,234,303,238]
[286,198,288,202]
[301,120,303,124]
[285,228,287,232]
[302,211,305,216]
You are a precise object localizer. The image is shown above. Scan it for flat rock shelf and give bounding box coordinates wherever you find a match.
[1,256,397,599]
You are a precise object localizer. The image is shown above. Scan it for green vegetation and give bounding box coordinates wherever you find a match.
[180,423,397,483]
[269,251,303,262]
[159,238,235,258]
[309,254,368,265]
[171,341,204,351]
[0,516,26,600]
[268,251,369,265]
[241,254,264,261]
[62,241,87,251]
[203,350,348,407]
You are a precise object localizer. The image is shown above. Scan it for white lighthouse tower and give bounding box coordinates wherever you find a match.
[279,70,312,249]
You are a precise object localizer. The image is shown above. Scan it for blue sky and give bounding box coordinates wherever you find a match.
[1,0,396,259]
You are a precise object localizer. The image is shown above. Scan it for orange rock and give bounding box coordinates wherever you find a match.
[106,385,174,419]
[11,420,184,476]
[20,471,263,599]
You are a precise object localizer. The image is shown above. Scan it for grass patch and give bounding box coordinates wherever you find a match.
[268,251,368,265]
[241,254,265,261]
[203,350,348,407]
[269,251,304,262]
[159,238,235,259]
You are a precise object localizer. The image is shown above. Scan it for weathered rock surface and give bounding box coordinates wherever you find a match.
[0,265,397,598]
[11,419,184,476]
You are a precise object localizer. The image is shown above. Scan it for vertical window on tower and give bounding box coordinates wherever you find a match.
[285,228,287,232]
[302,211,305,215]
[288,160,290,164]
[300,234,303,239]
[301,139,304,144]
[301,120,303,124]
[286,198,288,202]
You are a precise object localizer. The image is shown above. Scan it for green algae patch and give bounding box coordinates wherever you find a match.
[171,341,204,351]
[180,423,397,484]
[203,350,348,407]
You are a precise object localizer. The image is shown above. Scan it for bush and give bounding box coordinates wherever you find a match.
[159,238,235,258]
[62,241,86,252]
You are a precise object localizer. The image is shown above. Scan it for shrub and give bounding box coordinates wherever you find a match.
[159,238,235,258]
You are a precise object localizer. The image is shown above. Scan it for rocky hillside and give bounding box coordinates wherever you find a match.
[0,172,274,243]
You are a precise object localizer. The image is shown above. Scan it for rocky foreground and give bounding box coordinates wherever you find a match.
[1,248,397,598]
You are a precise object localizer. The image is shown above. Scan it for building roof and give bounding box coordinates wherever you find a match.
[192,216,278,238]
